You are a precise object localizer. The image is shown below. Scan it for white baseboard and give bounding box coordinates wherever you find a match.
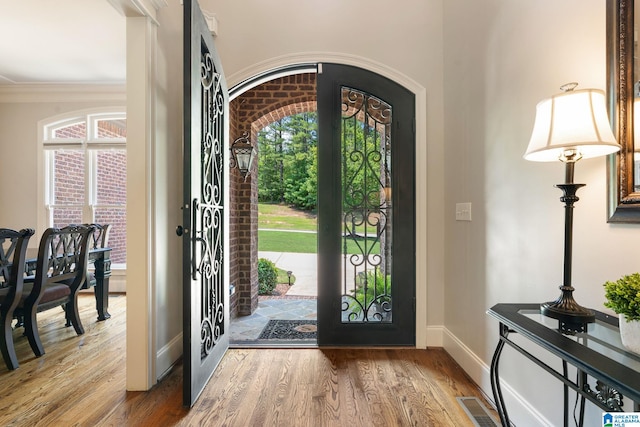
[425,325,444,347]
[156,333,182,380]
[442,327,552,427]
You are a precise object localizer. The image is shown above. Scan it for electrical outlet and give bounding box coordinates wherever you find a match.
[455,202,472,221]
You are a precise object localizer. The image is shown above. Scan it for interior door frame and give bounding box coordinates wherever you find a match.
[316,63,416,346]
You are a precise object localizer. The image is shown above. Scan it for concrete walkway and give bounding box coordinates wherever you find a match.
[231,251,318,343]
[258,251,317,297]
[258,250,364,297]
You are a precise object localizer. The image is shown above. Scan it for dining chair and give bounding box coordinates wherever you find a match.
[0,228,34,370]
[15,225,93,358]
[60,223,111,291]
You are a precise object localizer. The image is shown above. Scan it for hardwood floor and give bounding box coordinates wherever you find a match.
[0,295,497,426]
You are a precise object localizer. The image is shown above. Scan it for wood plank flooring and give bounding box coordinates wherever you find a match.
[0,295,497,426]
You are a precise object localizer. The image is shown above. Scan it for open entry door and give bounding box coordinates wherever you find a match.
[181,0,230,407]
[316,63,416,346]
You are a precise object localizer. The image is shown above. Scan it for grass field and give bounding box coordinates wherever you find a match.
[258,203,380,254]
[258,203,316,231]
[258,229,379,254]
[258,230,317,253]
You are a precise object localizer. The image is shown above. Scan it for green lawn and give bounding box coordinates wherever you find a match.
[258,203,381,254]
[258,229,379,254]
[258,230,317,253]
[258,203,316,231]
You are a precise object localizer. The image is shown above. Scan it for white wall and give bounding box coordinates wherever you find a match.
[152,0,185,380]
[443,0,640,425]
[124,0,186,388]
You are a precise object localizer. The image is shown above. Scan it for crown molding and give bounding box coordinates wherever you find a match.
[0,84,126,103]
[150,0,168,10]
[108,0,167,24]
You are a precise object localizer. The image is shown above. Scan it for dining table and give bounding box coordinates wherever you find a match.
[25,246,112,321]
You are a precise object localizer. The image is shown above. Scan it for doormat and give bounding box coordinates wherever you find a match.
[258,320,317,340]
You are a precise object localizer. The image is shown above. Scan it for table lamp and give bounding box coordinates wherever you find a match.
[524,83,621,333]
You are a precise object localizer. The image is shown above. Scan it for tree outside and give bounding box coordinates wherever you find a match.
[257,112,318,211]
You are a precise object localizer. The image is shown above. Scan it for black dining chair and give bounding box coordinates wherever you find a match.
[0,228,34,370]
[15,225,93,358]
[65,223,110,290]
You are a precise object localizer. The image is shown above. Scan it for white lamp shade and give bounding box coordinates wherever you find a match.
[524,89,620,162]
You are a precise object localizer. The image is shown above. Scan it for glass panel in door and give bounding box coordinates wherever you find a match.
[340,87,393,323]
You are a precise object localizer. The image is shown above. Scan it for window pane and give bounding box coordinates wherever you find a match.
[96,150,126,205]
[95,119,126,139]
[95,208,126,264]
[52,121,86,139]
[52,207,82,229]
[54,150,85,205]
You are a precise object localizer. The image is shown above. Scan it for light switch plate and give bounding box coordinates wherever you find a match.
[455,202,472,221]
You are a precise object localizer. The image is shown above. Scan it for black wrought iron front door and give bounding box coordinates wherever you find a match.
[182,0,229,407]
[317,64,416,346]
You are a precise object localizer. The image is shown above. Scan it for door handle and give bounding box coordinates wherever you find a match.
[191,198,200,280]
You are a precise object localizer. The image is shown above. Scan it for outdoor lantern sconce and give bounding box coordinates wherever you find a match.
[230,132,256,181]
[524,82,620,333]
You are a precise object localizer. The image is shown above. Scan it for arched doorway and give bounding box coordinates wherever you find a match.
[228,63,417,347]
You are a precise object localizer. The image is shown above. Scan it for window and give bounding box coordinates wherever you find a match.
[41,110,127,267]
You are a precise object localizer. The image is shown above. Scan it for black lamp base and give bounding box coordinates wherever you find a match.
[541,287,595,334]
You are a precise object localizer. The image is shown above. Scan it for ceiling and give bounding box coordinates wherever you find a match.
[0,0,126,86]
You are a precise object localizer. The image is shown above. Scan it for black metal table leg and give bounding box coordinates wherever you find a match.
[491,323,511,426]
[562,360,569,427]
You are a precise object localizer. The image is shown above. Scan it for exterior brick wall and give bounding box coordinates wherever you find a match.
[54,123,85,139]
[229,101,240,314]
[229,73,317,318]
[95,150,126,263]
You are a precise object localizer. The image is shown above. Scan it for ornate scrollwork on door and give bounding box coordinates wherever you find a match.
[340,87,393,323]
[197,49,225,358]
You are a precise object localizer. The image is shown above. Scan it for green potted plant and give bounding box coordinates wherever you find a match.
[603,272,640,354]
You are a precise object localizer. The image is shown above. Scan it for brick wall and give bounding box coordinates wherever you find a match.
[53,122,85,139]
[229,73,317,318]
[229,101,240,313]
[95,150,126,263]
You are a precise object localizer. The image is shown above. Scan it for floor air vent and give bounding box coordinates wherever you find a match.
[456,397,499,427]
